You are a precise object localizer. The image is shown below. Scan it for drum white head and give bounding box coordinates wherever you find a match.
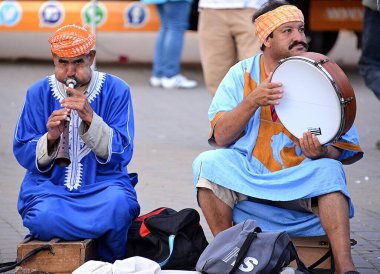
[272,56,342,144]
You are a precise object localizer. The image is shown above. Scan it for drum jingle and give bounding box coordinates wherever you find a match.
[270,51,356,145]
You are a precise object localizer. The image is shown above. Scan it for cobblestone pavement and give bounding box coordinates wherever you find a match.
[0,60,379,273]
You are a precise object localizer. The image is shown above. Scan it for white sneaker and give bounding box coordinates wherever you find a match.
[161,74,197,89]
[150,76,162,88]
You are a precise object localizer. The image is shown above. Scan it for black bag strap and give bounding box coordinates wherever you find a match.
[271,240,313,274]
[228,229,260,274]
[308,248,332,270]
[307,238,356,271]
[0,244,54,273]
[289,241,314,274]
[272,241,295,273]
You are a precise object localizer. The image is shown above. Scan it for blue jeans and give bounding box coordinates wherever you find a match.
[152,1,191,78]
[359,7,380,100]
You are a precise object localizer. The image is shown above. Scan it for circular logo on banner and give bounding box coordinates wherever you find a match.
[39,1,64,27]
[82,2,107,27]
[124,3,149,28]
[0,1,22,26]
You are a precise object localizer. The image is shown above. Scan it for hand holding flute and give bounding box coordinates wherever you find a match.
[46,78,76,145]
[54,78,77,167]
[60,79,94,126]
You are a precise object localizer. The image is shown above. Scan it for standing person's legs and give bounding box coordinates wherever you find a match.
[232,8,261,61]
[160,1,191,77]
[198,9,237,96]
[359,7,380,100]
[318,192,357,274]
[152,4,167,79]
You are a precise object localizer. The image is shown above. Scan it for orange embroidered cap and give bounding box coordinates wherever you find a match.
[255,5,304,44]
[49,24,96,58]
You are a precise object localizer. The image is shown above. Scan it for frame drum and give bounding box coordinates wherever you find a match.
[270,52,356,144]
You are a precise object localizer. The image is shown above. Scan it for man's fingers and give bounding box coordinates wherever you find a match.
[48,120,61,126]
[301,132,311,150]
[260,82,282,91]
[299,136,305,148]
[305,132,315,148]
[50,113,68,122]
[311,134,321,147]
[65,87,82,97]
[270,89,283,98]
[51,108,69,116]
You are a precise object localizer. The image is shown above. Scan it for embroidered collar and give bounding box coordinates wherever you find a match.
[49,71,105,102]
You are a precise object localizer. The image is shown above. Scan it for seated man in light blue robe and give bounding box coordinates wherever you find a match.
[13,24,140,262]
[192,2,363,274]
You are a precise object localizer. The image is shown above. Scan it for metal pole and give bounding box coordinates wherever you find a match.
[90,0,97,70]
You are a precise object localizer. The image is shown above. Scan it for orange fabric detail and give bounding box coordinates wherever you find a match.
[242,62,304,172]
[259,55,267,81]
[341,152,364,165]
[333,141,362,152]
[280,146,305,168]
[252,106,304,172]
[255,5,304,44]
[333,141,364,165]
[210,112,225,132]
[243,55,266,97]
[244,69,257,97]
[209,55,266,145]
[49,24,96,58]
[208,112,225,145]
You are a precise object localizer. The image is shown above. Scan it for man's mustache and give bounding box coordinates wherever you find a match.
[289,41,309,50]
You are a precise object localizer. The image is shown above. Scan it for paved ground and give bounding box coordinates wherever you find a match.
[0,51,379,272]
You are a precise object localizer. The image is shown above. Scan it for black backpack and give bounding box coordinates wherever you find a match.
[125,207,209,270]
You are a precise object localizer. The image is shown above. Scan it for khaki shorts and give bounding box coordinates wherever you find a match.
[198,8,261,95]
[196,177,319,215]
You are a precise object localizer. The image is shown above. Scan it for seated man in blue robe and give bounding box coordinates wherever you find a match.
[13,24,140,262]
[192,2,363,274]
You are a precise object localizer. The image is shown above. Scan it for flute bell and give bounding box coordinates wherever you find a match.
[55,78,75,167]
[55,121,71,167]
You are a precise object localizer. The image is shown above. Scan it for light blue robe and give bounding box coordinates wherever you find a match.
[193,54,363,235]
[13,72,140,262]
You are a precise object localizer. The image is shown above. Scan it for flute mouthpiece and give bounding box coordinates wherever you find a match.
[66,78,77,89]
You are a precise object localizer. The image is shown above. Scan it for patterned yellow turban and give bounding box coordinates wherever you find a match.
[255,5,304,44]
[49,24,96,58]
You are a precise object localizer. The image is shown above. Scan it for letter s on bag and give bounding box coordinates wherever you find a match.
[238,257,258,272]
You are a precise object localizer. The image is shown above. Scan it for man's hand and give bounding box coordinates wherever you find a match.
[61,86,93,126]
[300,131,328,159]
[213,73,283,147]
[247,73,283,108]
[46,108,70,145]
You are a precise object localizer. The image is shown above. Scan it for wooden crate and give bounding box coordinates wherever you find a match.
[290,236,332,270]
[16,237,97,274]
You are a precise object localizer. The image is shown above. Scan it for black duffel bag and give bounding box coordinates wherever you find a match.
[126,207,209,270]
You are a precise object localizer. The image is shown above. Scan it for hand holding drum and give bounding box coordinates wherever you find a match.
[270,52,356,145]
